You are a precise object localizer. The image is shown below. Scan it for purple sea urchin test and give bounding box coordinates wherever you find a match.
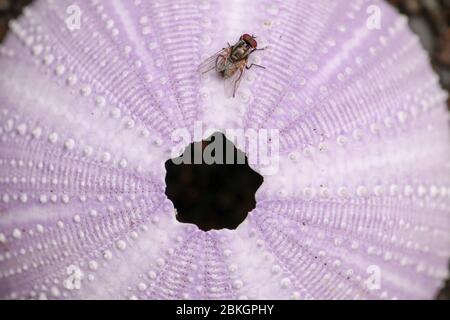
[0,0,449,299]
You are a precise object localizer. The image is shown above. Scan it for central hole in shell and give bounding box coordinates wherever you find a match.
[164,132,264,232]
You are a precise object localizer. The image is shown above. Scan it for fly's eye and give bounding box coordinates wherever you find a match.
[241,34,257,48]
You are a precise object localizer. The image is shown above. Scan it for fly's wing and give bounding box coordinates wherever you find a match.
[197,48,230,74]
[224,59,246,98]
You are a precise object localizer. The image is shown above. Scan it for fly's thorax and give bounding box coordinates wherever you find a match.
[231,44,251,61]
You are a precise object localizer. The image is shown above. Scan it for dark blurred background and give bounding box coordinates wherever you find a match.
[0,0,32,40]
[388,0,450,111]
[0,0,448,299]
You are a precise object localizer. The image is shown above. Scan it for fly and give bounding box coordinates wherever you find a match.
[198,34,266,97]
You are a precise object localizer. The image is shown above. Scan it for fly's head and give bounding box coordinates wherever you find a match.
[240,34,258,49]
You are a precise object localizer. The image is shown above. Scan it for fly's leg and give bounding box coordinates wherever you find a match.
[246,63,265,70]
[247,46,268,70]
[251,46,269,53]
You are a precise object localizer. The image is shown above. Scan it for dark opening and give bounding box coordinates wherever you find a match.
[164,132,264,232]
